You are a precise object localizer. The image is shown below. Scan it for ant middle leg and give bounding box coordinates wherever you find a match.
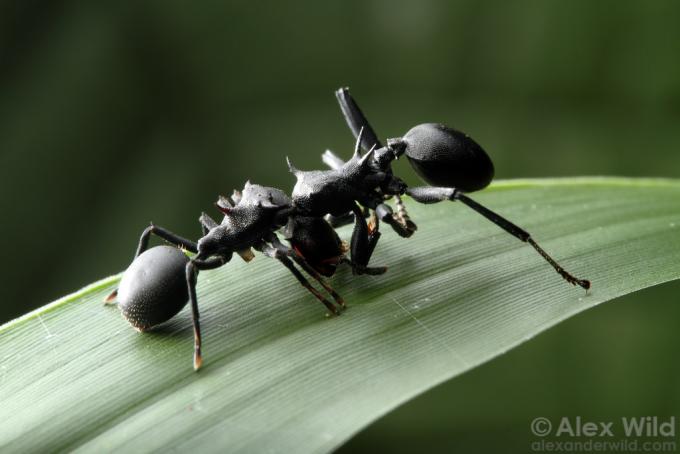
[257,240,343,315]
[268,234,346,309]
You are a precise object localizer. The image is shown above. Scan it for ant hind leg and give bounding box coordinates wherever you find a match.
[186,255,229,371]
[105,224,198,304]
[406,186,590,290]
[135,224,198,258]
[258,240,343,315]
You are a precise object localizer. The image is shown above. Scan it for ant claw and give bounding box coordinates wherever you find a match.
[326,308,341,318]
[104,289,118,305]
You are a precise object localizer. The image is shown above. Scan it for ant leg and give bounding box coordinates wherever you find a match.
[326,212,355,229]
[375,202,417,238]
[199,212,219,235]
[268,235,345,308]
[322,149,345,170]
[405,187,457,204]
[283,257,341,315]
[349,204,388,275]
[366,211,380,259]
[406,187,591,290]
[105,224,198,303]
[135,224,198,258]
[258,242,342,315]
[339,210,386,276]
[325,206,372,229]
[186,254,230,371]
[395,195,418,233]
[335,87,383,152]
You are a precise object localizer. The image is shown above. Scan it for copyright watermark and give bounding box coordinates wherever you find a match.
[531,417,553,436]
[530,416,677,452]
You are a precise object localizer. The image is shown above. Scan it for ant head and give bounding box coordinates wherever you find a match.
[401,123,494,192]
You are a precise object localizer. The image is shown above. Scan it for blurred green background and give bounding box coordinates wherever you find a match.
[1,0,678,451]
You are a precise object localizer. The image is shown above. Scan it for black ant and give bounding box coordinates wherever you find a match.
[105,88,590,371]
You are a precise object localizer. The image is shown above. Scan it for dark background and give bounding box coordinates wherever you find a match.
[1,1,678,452]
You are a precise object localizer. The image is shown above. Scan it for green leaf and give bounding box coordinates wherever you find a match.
[2,177,679,453]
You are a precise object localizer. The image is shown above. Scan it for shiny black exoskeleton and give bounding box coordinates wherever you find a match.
[107,87,590,372]
[401,123,494,192]
[116,245,189,331]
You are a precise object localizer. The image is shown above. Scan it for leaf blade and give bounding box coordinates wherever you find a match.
[1,177,679,453]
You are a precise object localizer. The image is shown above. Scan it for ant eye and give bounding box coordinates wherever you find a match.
[403,123,494,192]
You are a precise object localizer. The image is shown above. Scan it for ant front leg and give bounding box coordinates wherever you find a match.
[406,186,591,290]
[376,175,417,237]
[186,254,230,371]
[394,196,417,235]
[374,202,417,238]
[348,204,388,276]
